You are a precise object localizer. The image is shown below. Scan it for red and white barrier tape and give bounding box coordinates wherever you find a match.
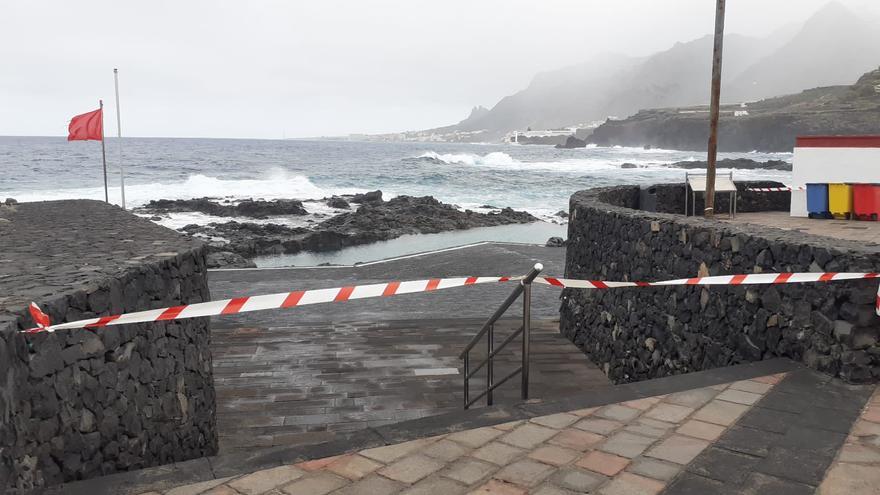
[25,276,513,333]
[24,272,880,333]
[745,186,805,192]
[535,272,879,289]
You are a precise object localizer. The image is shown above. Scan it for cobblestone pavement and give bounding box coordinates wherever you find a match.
[819,387,880,494]
[214,319,609,451]
[139,372,829,495]
[724,212,880,244]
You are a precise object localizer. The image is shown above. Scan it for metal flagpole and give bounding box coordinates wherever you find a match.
[704,0,726,218]
[99,100,109,203]
[114,68,126,210]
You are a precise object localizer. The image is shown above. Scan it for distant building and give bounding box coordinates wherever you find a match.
[734,110,749,117]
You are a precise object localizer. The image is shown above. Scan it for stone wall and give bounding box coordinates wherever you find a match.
[0,200,217,493]
[560,185,880,386]
[638,180,790,215]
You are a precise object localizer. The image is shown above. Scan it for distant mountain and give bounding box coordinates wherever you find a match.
[421,1,880,142]
[587,67,880,152]
[727,1,880,102]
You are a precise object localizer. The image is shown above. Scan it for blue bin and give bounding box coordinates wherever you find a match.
[806,183,830,218]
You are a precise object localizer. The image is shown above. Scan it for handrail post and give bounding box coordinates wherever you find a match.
[460,263,542,409]
[463,353,470,409]
[521,280,532,401]
[487,323,494,406]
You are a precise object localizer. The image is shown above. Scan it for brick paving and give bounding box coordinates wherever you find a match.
[725,211,880,244]
[819,387,880,494]
[213,319,609,451]
[138,373,788,495]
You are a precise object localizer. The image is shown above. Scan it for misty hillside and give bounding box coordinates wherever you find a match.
[587,67,880,152]
[727,2,880,102]
[433,1,880,141]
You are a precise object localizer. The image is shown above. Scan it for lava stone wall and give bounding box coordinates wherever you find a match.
[0,200,217,493]
[560,185,880,386]
[650,180,791,215]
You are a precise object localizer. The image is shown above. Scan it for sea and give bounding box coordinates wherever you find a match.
[0,136,792,266]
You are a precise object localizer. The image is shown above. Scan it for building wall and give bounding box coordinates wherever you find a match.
[560,186,880,385]
[0,200,217,493]
[791,137,880,216]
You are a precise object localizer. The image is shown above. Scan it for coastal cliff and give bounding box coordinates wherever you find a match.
[588,68,880,152]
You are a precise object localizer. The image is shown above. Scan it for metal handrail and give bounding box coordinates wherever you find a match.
[460,263,543,409]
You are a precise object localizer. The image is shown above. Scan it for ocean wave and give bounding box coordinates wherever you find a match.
[416,151,519,167]
[1,169,365,207]
[413,150,682,172]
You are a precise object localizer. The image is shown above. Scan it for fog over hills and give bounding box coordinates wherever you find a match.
[428,1,880,141]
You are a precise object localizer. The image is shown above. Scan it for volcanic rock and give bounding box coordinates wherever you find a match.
[350,190,383,204]
[205,250,257,269]
[668,158,791,171]
[555,136,587,149]
[546,237,566,247]
[183,195,538,258]
[326,196,350,209]
[141,198,307,218]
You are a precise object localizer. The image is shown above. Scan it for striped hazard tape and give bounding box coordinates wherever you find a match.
[25,276,513,333]
[24,272,880,333]
[535,272,880,288]
[535,272,880,317]
[745,186,805,192]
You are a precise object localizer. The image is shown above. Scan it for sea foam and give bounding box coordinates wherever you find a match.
[2,169,365,208]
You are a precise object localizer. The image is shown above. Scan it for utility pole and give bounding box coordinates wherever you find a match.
[705,0,726,218]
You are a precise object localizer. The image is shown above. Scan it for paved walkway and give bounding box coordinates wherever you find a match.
[207,243,565,324]
[213,319,608,451]
[725,212,880,245]
[207,243,597,452]
[819,387,880,494]
[133,369,880,495]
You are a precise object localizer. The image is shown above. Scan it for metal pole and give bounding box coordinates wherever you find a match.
[487,323,494,406]
[705,0,726,219]
[99,100,108,203]
[463,353,470,409]
[114,68,126,210]
[521,281,531,401]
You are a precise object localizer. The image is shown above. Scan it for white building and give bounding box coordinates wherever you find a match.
[790,135,880,217]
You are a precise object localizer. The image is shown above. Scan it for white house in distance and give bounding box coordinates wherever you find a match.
[790,135,880,217]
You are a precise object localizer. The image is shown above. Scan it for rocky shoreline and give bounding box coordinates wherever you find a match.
[617,157,791,171]
[137,191,539,268]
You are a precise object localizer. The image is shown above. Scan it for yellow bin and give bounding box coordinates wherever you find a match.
[828,183,853,218]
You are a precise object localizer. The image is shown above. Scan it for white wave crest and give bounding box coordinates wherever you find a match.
[3,169,365,207]
[417,151,519,167]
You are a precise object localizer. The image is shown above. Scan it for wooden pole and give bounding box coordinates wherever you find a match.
[99,99,109,203]
[705,0,726,218]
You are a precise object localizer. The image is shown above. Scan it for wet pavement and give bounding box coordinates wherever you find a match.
[131,368,880,495]
[212,319,608,452]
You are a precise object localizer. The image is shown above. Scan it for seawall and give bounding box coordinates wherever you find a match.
[0,200,216,492]
[560,184,880,384]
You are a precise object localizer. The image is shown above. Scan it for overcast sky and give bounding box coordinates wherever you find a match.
[0,0,873,138]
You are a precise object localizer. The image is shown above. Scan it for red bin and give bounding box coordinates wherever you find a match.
[853,184,880,221]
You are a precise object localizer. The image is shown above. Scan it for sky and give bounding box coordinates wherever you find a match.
[0,0,874,139]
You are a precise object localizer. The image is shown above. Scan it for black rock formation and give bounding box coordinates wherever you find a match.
[555,136,587,149]
[142,197,307,218]
[183,195,539,258]
[668,158,792,171]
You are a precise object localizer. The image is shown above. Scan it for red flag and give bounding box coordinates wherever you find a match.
[68,108,103,141]
[29,302,51,329]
